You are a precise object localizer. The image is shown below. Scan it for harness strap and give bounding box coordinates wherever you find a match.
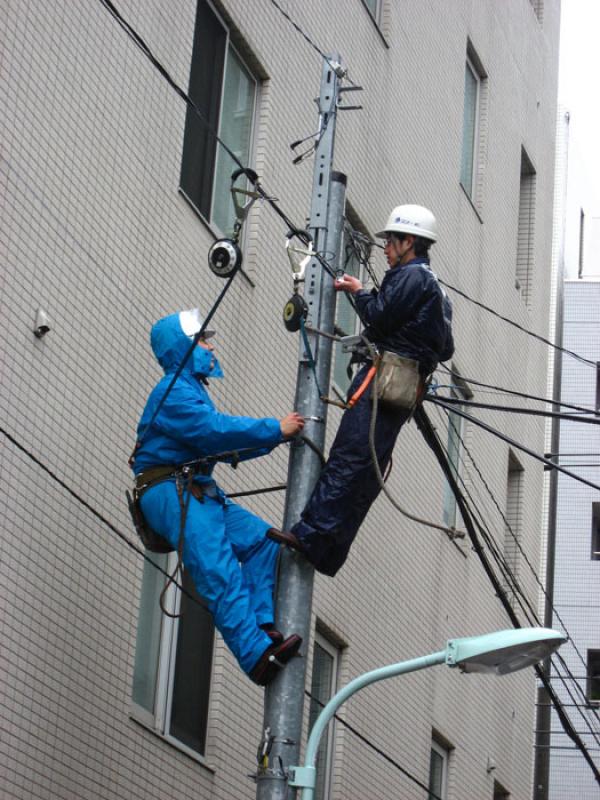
[159,467,194,618]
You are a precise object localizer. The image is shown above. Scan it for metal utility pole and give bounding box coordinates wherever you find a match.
[256,56,346,800]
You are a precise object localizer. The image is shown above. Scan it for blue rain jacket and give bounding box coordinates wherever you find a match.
[132,312,283,675]
[354,257,454,374]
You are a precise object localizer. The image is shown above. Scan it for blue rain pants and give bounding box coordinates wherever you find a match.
[140,479,279,675]
[292,364,412,576]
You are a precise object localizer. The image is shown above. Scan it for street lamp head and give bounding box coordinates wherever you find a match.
[445,628,566,675]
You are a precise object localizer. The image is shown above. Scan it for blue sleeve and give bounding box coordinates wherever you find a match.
[353,268,428,333]
[152,381,284,456]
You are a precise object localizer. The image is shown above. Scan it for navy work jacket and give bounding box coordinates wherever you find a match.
[353,257,454,374]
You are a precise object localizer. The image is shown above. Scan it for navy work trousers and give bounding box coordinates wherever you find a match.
[292,364,411,576]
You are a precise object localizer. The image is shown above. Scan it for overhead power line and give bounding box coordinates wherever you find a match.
[267,0,359,86]
[415,407,600,784]
[428,397,600,493]
[435,406,600,748]
[437,364,600,417]
[438,278,597,368]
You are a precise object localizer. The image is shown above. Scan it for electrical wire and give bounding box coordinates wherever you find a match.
[427,397,600,493]
[437,364,600,417]
[436,405,600,743]
[0,424,198,606]
[266,0,359,87]
[97,0,311,244]
[434,411,600,746]
[434,395,600,426]
[304,691,443,800]
[437,277,597,368]
[414,407,600,783]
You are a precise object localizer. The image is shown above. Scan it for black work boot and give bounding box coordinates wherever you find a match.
[249,634,302,686]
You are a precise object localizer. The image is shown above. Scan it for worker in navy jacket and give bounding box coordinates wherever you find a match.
[132,309,304,685]
[286,205,454,576]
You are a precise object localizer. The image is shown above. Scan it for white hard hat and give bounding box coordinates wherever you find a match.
[179,308,215,339]
[375,204,437,242]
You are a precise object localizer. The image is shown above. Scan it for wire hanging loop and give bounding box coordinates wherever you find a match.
[230,167,261,240]
[286,230,314,283]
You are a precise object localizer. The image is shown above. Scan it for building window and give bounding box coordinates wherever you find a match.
[442,380,470,529]
[428,740,449,799]
[529,0,544,23]
[308,633,340,800]
[131,553,215,759]
[180,0,258,236]
[596,363,600,411]
[504,451,524,602]
[332,222,367,397]
[460,57,479,195]
[494,780,510,799]
[515,149,536,307]
[587,650,600,704]
[362,0,381,23]
[591,503,600,561]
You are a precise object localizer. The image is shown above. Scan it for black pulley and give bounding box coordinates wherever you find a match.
[283,294,307,332]
[208,239,242,278]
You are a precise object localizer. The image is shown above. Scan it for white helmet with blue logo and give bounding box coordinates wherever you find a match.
[375,204,437,242]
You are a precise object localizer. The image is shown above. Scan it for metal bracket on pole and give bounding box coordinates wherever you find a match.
[256,55,347,800]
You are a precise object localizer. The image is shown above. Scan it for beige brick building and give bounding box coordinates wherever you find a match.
[1,1,561,798]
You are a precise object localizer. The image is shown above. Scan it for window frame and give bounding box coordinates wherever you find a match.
[130,552,216,764]
[331,222,368,398]
[180,0,259,238]
[428,739,449,800]
[460,54,481,199]
[308,632,340,800]
[587,650,600,705]
[591,503,600,561]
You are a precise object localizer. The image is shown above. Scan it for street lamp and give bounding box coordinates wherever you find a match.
[289,627,566,799]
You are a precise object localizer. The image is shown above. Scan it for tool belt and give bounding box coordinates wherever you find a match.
[375,351,424,410]
[127,465,219,554]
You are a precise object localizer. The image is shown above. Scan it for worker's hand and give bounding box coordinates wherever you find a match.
[334,274,363,294]
[280,412,305,439]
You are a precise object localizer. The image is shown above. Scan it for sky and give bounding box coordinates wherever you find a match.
[558,0,600,215]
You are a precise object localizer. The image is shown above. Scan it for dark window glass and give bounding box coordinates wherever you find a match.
[592,503,600,561]
[170,569,215,755]
[587,651,600,704]
[180,0,227,219]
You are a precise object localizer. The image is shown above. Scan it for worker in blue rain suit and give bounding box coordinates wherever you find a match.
[278,205,455,577]
[132,309,304,685]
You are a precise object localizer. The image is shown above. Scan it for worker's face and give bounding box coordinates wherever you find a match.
[197,337,215,352]
[382,234,414,268]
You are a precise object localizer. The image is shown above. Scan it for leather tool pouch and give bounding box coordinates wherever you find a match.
[375,351,422,409]
[126,488,174,554]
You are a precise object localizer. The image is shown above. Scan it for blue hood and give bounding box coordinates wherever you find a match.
[150,312,224,379]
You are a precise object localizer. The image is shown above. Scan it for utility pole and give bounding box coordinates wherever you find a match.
[256,56,346,800]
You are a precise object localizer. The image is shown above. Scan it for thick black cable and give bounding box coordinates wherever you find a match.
[304,691,443,800]
[428,397,600,493]
[436,406,590,672]
[437,364,600,417]
[438,278,596,368]
[414,407,600,784]
[436,395,600,426]
[435,406,600,746]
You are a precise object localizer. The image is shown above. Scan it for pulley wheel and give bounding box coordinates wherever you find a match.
[208,239,242,278]
[283,294,307,332]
